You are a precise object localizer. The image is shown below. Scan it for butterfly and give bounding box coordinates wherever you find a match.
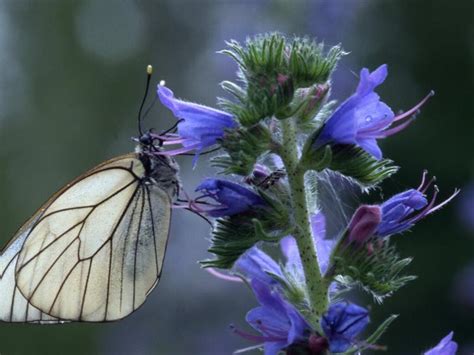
[0,65,181,323]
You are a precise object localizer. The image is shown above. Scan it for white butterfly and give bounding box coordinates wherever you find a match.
[0,66,181,323]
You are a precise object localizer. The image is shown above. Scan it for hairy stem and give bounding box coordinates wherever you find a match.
[279,118,328,331]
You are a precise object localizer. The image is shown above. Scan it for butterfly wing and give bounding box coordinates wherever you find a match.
[0,216,62,323]
[0,154,172,322]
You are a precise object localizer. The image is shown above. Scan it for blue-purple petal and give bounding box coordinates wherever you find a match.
[424,332,458,355]
[376,189,429,236]
[322,302,370,353]
[314,64,395,159]
[356,64,388,96]
[157,85,236,153]
[195,179,265,217]
[246,280,311,354]
[235,247,283,286]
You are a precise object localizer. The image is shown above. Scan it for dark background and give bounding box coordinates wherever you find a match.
[0,1,472,354]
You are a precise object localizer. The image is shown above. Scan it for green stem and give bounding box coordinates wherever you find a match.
[279,118,328,331]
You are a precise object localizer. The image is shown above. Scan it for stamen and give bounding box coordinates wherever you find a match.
[392,90,435,122]
[377,116,415,138]
[157,143,201,156]
[357,116,393,135]
[404,185,440,225]
[162,139,186,146]
[230,325,269,343]
[417,170,429,191]
[149,132,180,139]
[206,268,244,283]
[425,188,460,215]
[414,185,440,221]
[420,175,436,194]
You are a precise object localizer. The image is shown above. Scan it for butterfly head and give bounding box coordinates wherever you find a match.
[136,135,181,200]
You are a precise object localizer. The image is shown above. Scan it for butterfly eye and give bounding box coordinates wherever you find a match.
[139,133,154,146]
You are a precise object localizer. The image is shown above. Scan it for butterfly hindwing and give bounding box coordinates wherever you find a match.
[0,216,61,323]
[0,154,172,322]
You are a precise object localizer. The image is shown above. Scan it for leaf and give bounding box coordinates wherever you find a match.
[344,314,399,354]
[332,239,417,303]
[328,145,399,188]
[201,189,290,269]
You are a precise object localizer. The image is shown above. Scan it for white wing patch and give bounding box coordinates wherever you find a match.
[0,154,172,323]
[0,217,61,323]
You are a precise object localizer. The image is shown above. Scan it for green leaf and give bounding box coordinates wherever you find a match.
[344,315,399,354]
[365,314,399,345]
[201,188,290,269]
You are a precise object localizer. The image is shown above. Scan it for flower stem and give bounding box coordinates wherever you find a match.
[278,118,328,331]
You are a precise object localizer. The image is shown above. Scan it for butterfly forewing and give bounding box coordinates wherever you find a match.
[0,154,172,322]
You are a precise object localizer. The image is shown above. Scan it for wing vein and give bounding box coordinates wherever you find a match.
[146,186,160,276]
[25,237,80,301]
[48,261,81,314]
[119,188,142,311]
[133,186,146,309]
[79,259,93,320]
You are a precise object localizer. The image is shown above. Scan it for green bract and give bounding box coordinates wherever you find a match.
[219,33,344,125]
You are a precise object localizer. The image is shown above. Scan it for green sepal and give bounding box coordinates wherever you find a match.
[301,144,333,172]
[327,145,399,187]
[288,38,345,88]
[331,239,417,303]
[211,123,272,176]
[288,83,330,124]
[344,315,399,354]
[201,219,289,269]
[219,33,344,125]
[221,33,287,79]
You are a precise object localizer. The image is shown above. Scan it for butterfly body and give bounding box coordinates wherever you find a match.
[0,148,180,323]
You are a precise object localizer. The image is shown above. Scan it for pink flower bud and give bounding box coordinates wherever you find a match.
[348,205,382,244]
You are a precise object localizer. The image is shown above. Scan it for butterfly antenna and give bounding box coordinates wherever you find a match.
[142,96,158,121]
[138,65,153,136]
[161,119,183,136]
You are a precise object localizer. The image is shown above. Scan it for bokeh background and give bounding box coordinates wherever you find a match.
[0,1,473,354]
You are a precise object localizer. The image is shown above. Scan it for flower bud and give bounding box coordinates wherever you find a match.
[290,83,330,122]
[348,205,382,244]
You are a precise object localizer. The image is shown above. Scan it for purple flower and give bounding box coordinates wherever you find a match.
[321,302,370,353]
[235,247,284,287]
[376,171,459,237]
[424,332,458,355]
[233,279,312,355]
[194,178,266,217]
[156,84,237,161]
[314,64,434,159]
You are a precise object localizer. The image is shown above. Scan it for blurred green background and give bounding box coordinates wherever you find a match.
[0,1,472,354]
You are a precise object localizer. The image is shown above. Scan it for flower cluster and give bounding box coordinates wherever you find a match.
[154,33,460,354]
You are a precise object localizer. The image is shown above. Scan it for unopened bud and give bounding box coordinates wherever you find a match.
[348,205,382,244]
